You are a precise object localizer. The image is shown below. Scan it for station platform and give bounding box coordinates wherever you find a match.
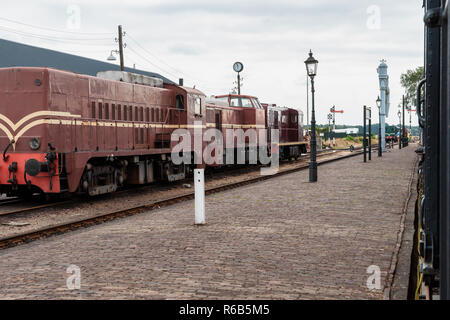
[0,145,418,299]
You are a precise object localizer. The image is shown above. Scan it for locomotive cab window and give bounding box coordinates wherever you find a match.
[194,97,202,115]
[215,96,229,104]
[252,98,263,109]
[230,97,253,108]
[292,115,298,123]
[176,94,184,110]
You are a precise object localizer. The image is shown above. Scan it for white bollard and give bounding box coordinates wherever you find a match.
[194,168,205,225]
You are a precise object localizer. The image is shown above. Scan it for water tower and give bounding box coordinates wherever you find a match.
[377,60,390,152]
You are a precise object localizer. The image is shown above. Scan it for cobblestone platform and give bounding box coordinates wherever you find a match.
[0,146,418,299]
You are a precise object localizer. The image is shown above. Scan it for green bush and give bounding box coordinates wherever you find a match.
[345,135,355,141]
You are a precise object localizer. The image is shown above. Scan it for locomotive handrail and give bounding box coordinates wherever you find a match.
[3,139,14,161]
[164,109,170,124]
[416,78,426,128]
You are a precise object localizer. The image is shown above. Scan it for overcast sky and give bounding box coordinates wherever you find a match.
[0,0,424,125]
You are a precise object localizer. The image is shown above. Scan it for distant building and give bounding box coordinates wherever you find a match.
[334,128,359,134]
[0,38,175,84]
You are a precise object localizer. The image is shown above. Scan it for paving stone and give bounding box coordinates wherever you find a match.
[0,146,417,299]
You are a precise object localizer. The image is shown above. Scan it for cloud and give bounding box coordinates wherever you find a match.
[168,43,203,56]
[0,0,424,125]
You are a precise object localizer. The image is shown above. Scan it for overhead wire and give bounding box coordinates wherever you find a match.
[127,34,185,76]
[0,17,226,93]
[0,25,113,47]
[0,16,113,36]
[126,32,226,92]
[127,43,224,93]
[126,45,181,80]
[0,25,112,42]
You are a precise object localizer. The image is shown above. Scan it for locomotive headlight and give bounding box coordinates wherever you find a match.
[29,137,40,150]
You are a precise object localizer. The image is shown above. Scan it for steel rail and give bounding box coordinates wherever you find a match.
[0,148,369,250]
[0,199,73,217]
[0,148,347,218]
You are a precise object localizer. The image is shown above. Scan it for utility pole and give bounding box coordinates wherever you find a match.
[118,25,125,71]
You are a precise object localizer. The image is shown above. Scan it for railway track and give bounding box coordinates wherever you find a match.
[0,147,367,250]
[0,148,342,218]
[0,197,20,205]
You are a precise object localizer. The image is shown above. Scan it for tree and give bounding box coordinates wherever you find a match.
[400,66,424,107]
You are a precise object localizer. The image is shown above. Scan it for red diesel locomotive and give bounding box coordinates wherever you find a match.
[0,67,306,197]
[207,95,306,160]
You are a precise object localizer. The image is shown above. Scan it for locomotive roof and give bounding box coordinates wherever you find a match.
[0,38,176,84]
[0,66,206,96]
[215,93,259,99]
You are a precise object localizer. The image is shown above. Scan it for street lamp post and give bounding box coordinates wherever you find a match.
[376,96,382,157]
[402,95,406,147]
[304,50,319,183]
[368,108,372,161]
[398,110,402,150]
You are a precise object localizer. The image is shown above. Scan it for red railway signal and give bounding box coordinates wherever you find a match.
[330,107,344,113]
